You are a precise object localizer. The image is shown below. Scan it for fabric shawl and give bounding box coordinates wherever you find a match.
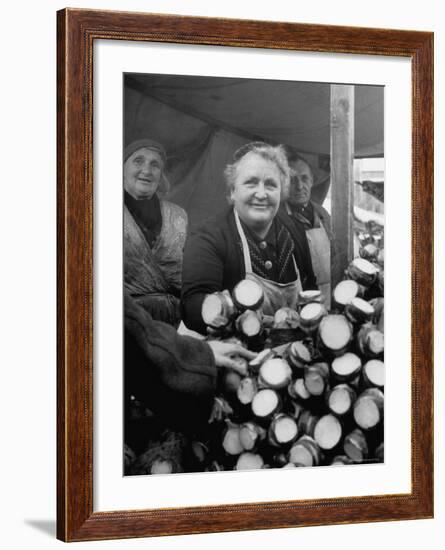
[124,199,188,324]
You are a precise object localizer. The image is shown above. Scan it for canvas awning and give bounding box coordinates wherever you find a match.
[124,74,383,227]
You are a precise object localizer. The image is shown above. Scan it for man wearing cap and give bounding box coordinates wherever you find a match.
[124,138,187,326]
[284,150,337,307]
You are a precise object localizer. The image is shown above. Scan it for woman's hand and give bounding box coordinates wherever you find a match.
[207,341,257,373]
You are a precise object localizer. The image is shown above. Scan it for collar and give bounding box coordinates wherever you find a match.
[287,201,317,228]
[293,201,313,216]
[240,218,277,247]
[124,191,161,229]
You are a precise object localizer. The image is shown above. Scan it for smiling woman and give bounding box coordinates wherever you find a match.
[181,142,317,334]
[225,142,288,238]
[123,138,188,326]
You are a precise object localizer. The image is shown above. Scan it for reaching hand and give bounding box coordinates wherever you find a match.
[207,341,257,373]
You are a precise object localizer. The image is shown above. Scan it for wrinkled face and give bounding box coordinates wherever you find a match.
[288,159,313,207]
[230,152,281,231]
[123,148,163,200]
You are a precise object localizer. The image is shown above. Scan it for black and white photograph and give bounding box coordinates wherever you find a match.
[1,0,439,546]
[123,73,385,475]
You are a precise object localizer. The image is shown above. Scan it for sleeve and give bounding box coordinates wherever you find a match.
[125,294,217,431]
[181,225,226,334]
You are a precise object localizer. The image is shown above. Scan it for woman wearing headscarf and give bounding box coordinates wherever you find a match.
[124,138,187,326]
[181,142,317,334]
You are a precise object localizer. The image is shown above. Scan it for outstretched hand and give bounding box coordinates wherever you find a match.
[207,341,257,373]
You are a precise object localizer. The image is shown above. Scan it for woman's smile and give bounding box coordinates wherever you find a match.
[249,202,271,209]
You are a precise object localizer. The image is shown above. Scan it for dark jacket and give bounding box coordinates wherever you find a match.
[289,200,334,241]
[125,294,217,433]
[181,207,317,334]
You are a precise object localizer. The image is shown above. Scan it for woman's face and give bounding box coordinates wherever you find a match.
[230,152,281,232]
[124,148,164,200]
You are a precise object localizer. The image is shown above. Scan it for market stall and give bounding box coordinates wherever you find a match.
[123,73,385,474]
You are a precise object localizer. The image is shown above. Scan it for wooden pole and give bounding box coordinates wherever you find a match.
[330,85,355,287]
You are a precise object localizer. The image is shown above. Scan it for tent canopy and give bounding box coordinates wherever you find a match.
[125,74,383,227]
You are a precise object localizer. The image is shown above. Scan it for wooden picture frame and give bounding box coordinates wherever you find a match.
[57,8,434,542]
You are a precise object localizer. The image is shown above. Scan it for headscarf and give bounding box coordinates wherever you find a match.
[124,138,167,163]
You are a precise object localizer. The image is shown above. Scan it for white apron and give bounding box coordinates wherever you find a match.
[286,204,331,308]
[305,217,331,308]
[234,211,302,316]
